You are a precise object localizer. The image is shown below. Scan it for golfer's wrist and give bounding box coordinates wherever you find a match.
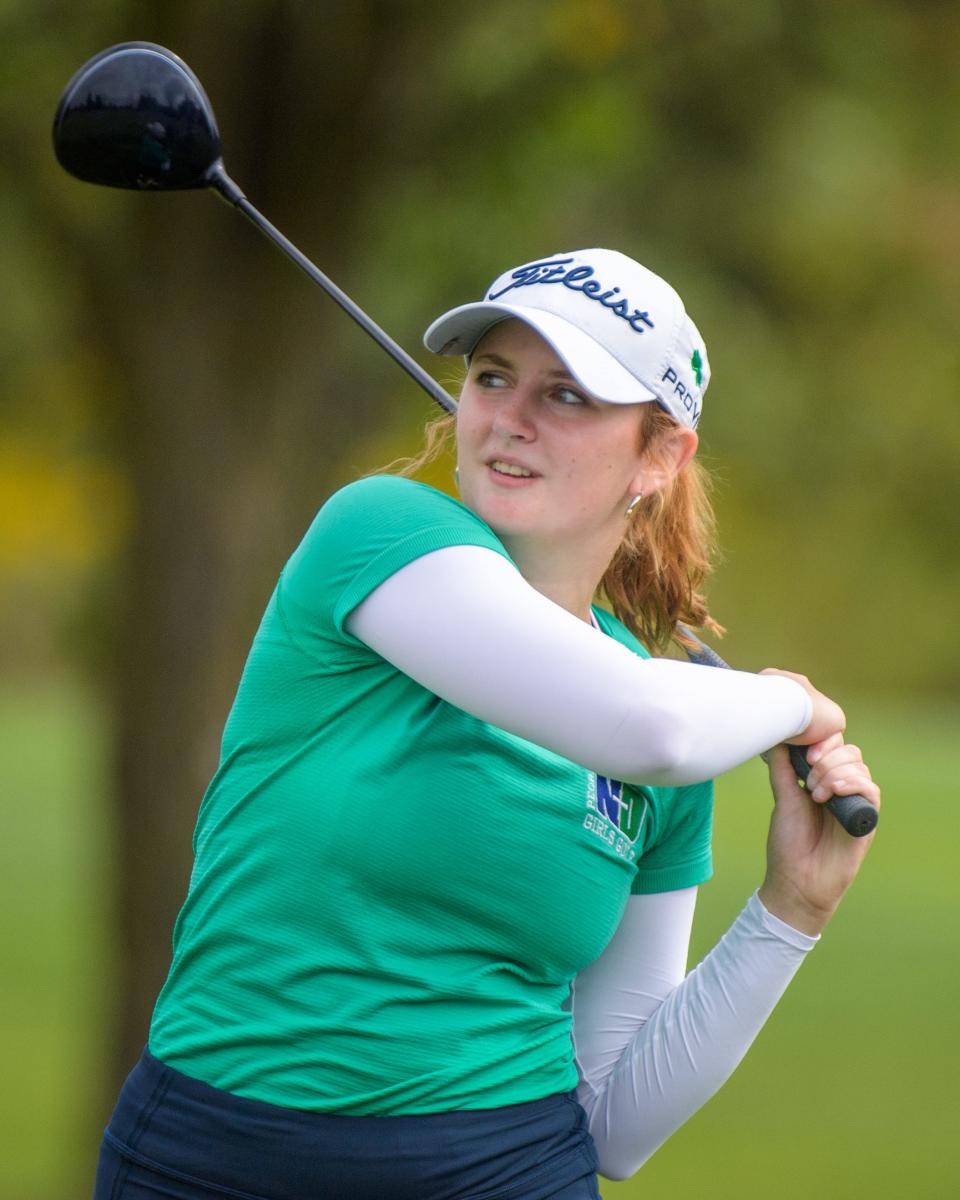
[757,879,833,938]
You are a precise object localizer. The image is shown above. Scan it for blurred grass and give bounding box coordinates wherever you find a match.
[1,680,115,1200]
[2,682,958,1199]
[607,692,960,1199]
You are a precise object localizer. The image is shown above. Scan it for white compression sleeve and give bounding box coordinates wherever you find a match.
[346,544,812,786]
[572,890,818,1181]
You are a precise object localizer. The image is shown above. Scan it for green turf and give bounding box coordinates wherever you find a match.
[2,682,957,1198]
[604,693,960,1199]
[0,680,115,1200]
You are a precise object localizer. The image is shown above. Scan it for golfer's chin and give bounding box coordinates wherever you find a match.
[460,479,549,539]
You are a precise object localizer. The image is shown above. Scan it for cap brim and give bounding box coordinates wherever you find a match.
[423,302,658,406]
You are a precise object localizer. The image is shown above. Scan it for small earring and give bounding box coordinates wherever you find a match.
[625,491,643,518]
[454,466,460,490]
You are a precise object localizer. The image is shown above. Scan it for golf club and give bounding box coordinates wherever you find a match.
[52,41,457,416]
[53,43,876,838]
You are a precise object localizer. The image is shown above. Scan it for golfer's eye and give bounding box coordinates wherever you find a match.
[476,370,510,389]
[551,385,589,407]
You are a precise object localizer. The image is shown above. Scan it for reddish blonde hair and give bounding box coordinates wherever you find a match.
[385,405,722,654]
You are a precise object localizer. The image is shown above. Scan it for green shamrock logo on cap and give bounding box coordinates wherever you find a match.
[691,349,704,388]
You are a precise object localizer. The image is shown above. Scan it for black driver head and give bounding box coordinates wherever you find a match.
[53,41,223,190]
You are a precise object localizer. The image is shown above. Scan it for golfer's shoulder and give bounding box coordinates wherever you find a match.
[326,473,446,509]
[305,476,494,557]
[319,475,466,529]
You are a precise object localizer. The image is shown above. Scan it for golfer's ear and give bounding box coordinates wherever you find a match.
[639,427,698,493]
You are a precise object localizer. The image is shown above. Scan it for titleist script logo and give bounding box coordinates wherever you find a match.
[488,258,657,335]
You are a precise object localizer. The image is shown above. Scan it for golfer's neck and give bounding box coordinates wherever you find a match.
[502,537,609,625]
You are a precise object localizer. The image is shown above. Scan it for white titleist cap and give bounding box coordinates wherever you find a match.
[423,249,709,428]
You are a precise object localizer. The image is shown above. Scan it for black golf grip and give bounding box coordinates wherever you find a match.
[677,627,878,837]
[786,744,877,837]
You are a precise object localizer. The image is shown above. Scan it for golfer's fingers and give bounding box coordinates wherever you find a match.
[808,751,879,806]
[803,731,845,764]
[806,742,867,791]
[817,769,881,812]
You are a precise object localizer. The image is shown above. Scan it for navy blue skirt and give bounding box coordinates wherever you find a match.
[93,1048,601,1199]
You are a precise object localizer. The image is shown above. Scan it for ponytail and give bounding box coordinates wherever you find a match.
[601,405,723,653]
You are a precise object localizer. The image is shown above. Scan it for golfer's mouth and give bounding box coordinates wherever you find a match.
[487,458,538,482]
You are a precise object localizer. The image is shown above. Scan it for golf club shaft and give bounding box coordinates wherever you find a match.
[678,626,877,837]
[207,165,457,415]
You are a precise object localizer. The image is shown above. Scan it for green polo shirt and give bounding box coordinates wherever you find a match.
[149,475,713,1113]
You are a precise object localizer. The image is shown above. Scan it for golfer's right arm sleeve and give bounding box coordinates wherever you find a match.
[346,544,811,786]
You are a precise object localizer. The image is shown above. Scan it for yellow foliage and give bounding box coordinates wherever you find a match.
[548,0,634,67]
[0,437,133,577]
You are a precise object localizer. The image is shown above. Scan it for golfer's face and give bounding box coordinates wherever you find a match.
[456,320,647,550]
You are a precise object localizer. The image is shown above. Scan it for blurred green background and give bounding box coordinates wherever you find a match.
[2,1,958,1197]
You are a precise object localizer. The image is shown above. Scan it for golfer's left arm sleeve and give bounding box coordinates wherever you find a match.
[346,545,811,786]
[572,890,817,1181]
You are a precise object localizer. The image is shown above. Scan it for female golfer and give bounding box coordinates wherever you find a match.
[94,249,878,1200]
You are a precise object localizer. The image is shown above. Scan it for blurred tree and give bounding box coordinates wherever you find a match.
[70,1,489,1081]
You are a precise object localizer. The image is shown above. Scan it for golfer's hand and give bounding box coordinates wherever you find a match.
[758,738,880,936]
[759,667,846,746]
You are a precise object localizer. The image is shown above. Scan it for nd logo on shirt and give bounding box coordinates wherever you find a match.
[584,774,647,862]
